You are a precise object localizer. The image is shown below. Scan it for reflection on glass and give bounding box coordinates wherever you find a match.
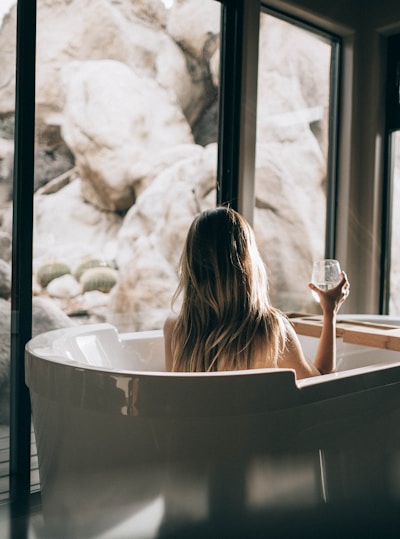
[390,131,400,315]
[255,12,333,313]
[32,0,220,339]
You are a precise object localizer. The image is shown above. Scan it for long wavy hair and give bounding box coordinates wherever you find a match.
[170,206,287,372]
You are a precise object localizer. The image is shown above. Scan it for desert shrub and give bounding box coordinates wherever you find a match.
[36,260,71,288]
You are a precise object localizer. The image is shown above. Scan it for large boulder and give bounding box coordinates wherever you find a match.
[257,15,331,155]
[0,5,334,324]
[167,0,220,61]
[254,15,330,312]
[32,296,76,337]
[167,0,220,127]
[254,138,326,312]
[60,59,194,211]
[0,0,213,128]
[33,176,122,268]
[109,143,217,331]
[0,4,17,115]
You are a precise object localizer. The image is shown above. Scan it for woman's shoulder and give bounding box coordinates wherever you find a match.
[163,313,178,372]
[163,313,178,335]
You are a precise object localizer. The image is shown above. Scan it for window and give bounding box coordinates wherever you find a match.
[32,0,221,343]
[254,10,338,313]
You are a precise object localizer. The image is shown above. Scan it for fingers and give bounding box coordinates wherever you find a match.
[308,271,350,304]
[340,272,350,295]
[335,271,350,305]
[333,271,349,290]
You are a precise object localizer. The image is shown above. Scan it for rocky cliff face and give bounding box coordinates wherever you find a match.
[0,0,332,337]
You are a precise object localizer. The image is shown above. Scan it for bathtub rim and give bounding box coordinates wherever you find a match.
[25,322,400,418]
[25,321,400,383]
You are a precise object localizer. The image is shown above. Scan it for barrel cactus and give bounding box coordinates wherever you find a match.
[74,256,113,282]
[80,267,118,293]
[36,260,71,288]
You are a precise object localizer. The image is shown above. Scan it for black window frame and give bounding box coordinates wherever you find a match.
[217,0,244,210]
[9,0,37,506]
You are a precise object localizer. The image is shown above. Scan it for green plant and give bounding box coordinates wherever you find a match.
[74,256,113,282]
[36,260,71,288]
[80,267,118,293]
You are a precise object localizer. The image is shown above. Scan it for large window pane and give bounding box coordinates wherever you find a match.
[255,12,334,313]
[32,0,220,343]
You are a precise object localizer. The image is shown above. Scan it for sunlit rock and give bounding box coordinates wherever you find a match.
[166,0,220,125]
[257,16,330,156]
[82,290,111,311]
[122,143,206,220]
[33,177,122,267]
[167,0,220,62]
[46,274,82,299]
[0,4,339,324]
[0,231,11,263]
[0,0,211,128]
[0,4,16,114]
[60,60,194,211]
[254,138,325,313]
[254,15,329,313]
[0,260,11,299]
[32,296,76,336]
[109,143,217,331]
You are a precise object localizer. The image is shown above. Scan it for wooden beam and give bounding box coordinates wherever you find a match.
[287,313,400,352]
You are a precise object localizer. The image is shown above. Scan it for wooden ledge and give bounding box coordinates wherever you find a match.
[286,313,400,352]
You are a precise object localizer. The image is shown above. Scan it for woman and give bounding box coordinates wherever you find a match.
[164,206,350,379]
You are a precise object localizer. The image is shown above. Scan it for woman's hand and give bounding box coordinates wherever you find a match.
[308,271,350,315]
[308,271,350,375]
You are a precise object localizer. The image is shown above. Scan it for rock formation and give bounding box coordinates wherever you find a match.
[0,0,335,343]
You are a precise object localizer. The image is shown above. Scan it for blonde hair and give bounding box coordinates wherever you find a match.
[171,206,286,372]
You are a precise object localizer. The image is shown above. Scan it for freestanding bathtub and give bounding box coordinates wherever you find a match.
[25,315,400,538]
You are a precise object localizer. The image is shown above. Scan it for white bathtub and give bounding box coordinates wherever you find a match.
[25,316,400,538]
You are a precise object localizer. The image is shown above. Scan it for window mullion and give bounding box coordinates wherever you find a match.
[9,0,37,502]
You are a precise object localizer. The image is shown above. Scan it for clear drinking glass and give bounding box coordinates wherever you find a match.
[311,259,341,302]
